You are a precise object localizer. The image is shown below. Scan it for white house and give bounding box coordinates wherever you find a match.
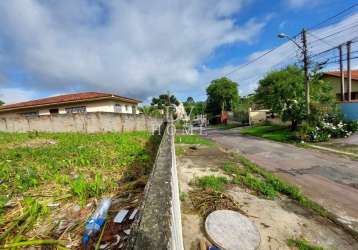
[0,92,141,118]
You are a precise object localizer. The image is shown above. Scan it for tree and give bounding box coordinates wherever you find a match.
[186,97,194,104]
[138,105,162,116]
[206,77,239,116]
[183,97,206,119]
[151,94,180,110]
[254,65,335,130]
[0,100,4,106]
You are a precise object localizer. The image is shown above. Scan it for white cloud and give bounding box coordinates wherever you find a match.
[0,88,36,104]
[0,0,266,101]
[286,0,320,8]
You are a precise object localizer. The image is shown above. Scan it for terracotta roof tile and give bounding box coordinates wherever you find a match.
[323,70,358,81]
[0,92,140,112]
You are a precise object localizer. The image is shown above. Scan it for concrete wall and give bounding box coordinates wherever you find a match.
[340,102,358,121]
[128,121,184,250]
[0,112,162,133]
[249,108,269,125]
[325,76,358,95]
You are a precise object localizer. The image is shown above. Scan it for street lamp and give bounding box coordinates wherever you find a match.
[278,30,310,115]
[277,33,304,51]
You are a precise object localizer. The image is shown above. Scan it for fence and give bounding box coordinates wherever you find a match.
[0,112,162,133]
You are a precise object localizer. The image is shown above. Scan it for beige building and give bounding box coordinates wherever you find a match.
[0,92,141,118]
[322,70,358,101]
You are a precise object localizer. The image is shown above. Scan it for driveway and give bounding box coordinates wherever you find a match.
[206,128,358,232]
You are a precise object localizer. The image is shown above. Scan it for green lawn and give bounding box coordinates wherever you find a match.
[175,134,213,145]
[0,131,160,246]
[240,125,296,143]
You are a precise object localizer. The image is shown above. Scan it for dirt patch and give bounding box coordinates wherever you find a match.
[11,138,57,148]
[177,144,358,250]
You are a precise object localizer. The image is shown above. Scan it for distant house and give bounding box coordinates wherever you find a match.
[322,70,358,120]
[0,92,141,118]
[322,70,358,101]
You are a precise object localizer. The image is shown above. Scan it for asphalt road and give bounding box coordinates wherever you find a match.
[206,128,358,232]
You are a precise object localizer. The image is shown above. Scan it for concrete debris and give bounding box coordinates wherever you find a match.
[99,242,110,249]
[129,208,138,220]
[124,229,131,235]
[114,209,129,223]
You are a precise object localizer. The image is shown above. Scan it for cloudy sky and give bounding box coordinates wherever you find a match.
[0,0,358,104]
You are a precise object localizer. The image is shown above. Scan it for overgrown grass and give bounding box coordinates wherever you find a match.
[222,156,328,217]
[240,125,297,143]
[175,134,213,145]
[209,124,240,130]
[287,238,325,250]
[196,176,228,192]
[0,131,160,243]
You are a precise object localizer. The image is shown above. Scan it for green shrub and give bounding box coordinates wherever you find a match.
[197,176,228,192]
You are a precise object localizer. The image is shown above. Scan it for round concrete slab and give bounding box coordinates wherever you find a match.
[205,210,260,250]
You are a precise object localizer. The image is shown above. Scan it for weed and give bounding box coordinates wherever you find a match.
[0,131,159,242]
[235,173,277,199]
[235,155,328,216]
[196,176,228,192]
[0,196,8,214]
[180,191,188,202]
[287,238,324,250]
[222,161,277,199]
[175,135,213,146]
[175,145,186,156]
[70,173,109,205]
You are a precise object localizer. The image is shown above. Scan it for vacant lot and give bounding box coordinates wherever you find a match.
[0,131,160,248]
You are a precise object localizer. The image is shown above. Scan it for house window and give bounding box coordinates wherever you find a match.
[21,111,39,117]
[65,106,86,114]
[125,105,129,113]
[114,104,122,113]
[132,105,136,114]
[49,108,59,114]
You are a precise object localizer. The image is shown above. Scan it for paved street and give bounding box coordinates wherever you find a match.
[207,128,358,232]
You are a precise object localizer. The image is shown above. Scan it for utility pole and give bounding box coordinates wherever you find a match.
[339,45,345,101]
[347,41,352,102]
[301,29,310,115]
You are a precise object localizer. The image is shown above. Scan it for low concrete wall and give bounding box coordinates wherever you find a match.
[128,121,184,250]
[0,112,162,133]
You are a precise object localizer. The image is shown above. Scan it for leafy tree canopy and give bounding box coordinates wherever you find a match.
[183,97,206,118]
[254,65,335,129]
[206,77,239,116]
[151,94,180,110]
[0,100,4,106]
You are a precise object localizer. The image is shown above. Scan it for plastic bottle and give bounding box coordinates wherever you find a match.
[82,198,112,245]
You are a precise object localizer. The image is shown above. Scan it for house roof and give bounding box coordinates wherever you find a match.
[322,70,358,81]
[0,92,141,113]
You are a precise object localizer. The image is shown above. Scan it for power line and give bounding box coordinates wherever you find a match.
[222,47,280,77]
[321,55,358,66]
[307,31,335,47]
[308,2,358,30]
[311,39,358,58]
[220,3,358,77]
[309,22,358,43]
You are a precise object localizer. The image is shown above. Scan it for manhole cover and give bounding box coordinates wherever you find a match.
[205,210,261,250]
